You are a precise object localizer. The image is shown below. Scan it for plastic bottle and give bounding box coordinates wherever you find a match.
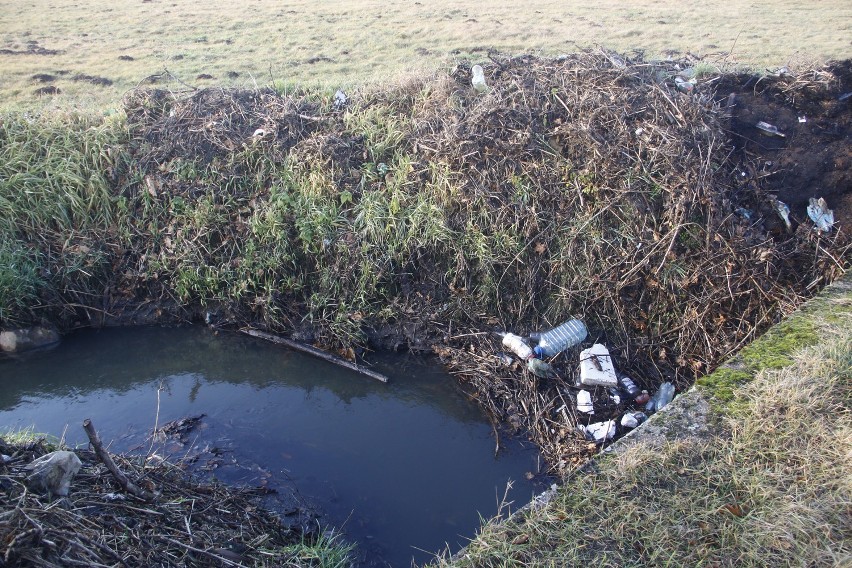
[530,319,587,358]
[499,332,533,360]
[618,375,641,399]
[645,382,675,413]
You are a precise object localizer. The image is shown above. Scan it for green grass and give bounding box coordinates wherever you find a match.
[432,286,852,567]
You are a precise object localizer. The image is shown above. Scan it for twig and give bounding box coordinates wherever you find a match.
[240,328,390,383]
[82,419,157,502]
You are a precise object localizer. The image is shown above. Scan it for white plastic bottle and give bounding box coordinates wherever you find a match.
[531,319,587,358]
[500,332,533,360]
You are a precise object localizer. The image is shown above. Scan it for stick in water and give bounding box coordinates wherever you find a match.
[83,418,157,502]
[240,328,390,383]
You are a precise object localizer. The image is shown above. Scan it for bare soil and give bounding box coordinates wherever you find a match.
[721,60,852,233]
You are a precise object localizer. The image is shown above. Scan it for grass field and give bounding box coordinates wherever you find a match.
[1,0,850,108]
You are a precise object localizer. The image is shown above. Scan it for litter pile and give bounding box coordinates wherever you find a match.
[0,432,320,567]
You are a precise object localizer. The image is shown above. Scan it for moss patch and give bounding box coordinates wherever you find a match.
[696,366,752,403]
[740,317,819,371]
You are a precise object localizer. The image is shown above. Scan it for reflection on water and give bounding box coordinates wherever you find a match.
[0,326,544,567]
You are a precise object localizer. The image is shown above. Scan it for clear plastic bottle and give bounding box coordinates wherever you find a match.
[530,319,587,358]
[645,382,675,413]
[499,332,533,360]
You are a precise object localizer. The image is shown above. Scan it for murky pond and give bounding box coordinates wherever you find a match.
[0,326,545,567]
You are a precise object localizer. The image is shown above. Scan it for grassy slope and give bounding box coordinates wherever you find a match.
[1,0,851,108]
[433,276,852,567]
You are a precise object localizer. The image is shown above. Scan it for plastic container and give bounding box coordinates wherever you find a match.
[576,390,594,414]
[527,358,556,378]
[500,332,533,360]
[471,65,487,93]
[530,319,587,358]
[618,375,641,399]
[645,382,675,413]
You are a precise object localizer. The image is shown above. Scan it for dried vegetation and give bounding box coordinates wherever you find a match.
[1,52,850,477]
[0,436,351,567]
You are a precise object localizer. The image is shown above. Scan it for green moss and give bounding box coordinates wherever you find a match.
[740,317,819,371]
[696,367,752,402]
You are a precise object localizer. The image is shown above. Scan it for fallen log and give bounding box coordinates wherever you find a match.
[83,418,157,502]
[240,328,390,383]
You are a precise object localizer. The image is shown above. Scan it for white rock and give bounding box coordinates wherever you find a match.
[25,451,82,496]
[0,327,60,353]
[579,344,618,387]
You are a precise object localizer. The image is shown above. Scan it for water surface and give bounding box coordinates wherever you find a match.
[0,326,544,567]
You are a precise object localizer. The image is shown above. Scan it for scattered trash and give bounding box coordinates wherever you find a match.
[770,197,792,231]
[755,121,786,138]
[527,357,557,379]
[674,76,695,93]
[608,389,621,405]
[807,197,834,232]
[579,344,618,387]
[838,92,852,102]
[581,419,616,443]
[471,64,488,93]
[734,207,753,220]
[645,382,675,413]
[798,116,807,123]
[530,318,587,358]
[620,411,647,429]
[635,390,650,405]
[25,450,83,497]
[1,454,11,464]
[252,128,267,138]
[333,89,347,109]
[496,352,514,366]
[576,390,594,414]
[618,375,641,399]
[765,66,789,78]
[499,332,533,360]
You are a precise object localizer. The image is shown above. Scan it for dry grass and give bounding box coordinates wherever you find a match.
[1,0,850,107]
[433,288,852,567]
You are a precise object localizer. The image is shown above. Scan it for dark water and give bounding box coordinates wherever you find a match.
[0,326,545,567]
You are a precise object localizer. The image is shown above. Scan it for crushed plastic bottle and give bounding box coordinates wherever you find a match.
[645,382,675,413]
[527,358,556,379]
[499,332,533,360]
[530,319,587,358]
